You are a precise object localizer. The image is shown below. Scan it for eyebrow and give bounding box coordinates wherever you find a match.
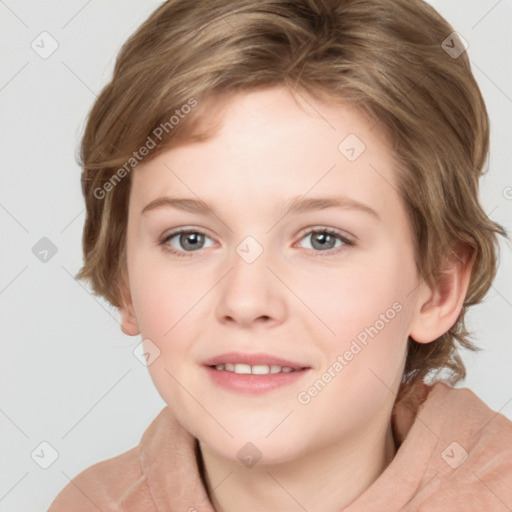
[141,195,380,220]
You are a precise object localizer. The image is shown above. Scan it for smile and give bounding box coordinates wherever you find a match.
[202,352,311,395]
[211,363,298,374]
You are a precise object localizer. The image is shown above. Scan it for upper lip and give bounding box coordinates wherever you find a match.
[202,352,310,369]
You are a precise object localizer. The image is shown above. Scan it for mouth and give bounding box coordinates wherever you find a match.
[202,352,311,394]
[203,351,310,372]
[209,363,303,374]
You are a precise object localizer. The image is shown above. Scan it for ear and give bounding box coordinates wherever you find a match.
[409,243,474,344]
[118,277,140,336]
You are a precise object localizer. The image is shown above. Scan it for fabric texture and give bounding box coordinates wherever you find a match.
[48,382,512,511]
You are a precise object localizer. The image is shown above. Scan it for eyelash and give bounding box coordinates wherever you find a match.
[159,227,355,258]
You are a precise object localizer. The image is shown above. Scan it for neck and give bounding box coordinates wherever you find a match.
[199,420,397,512]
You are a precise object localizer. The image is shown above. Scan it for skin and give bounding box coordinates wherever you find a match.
[119,86,472,511]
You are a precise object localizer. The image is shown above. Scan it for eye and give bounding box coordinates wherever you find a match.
[160,227,354,258]
[160,229,215,257]
[296,228,354,254]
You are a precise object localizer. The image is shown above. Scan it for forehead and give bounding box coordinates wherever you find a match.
[130,86,400,220]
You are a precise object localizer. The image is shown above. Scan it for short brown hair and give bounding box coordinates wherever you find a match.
[77,0,506,394]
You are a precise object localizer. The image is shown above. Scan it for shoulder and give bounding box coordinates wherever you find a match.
[48,407,174,511]
[410,381,512,456]
[412,382,512,509]
[395,380,512,439]
[48,444,154,512]
[427,381,512,436]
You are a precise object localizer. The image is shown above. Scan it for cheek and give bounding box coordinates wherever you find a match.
[298,300,413,436]
[306,257,413,346]
[302,249,417,405]
[129,257,215,392]
[130,262,204,409]
[130,251,207,338]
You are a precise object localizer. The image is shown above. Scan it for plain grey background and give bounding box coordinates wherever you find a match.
[0,1,511,510]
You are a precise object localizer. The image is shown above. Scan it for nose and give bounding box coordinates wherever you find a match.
[215,248,287,329]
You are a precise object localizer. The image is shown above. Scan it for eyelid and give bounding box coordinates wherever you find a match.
[160,226,215,242]
[294,225,355,244]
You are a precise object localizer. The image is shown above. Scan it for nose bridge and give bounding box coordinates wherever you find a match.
[215,235,286,326]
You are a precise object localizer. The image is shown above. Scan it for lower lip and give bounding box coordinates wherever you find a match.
[203,366,311,395]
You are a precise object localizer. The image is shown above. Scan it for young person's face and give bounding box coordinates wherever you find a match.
[122,86,427,464]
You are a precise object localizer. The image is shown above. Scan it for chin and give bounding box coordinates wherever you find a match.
[199,424,310,467]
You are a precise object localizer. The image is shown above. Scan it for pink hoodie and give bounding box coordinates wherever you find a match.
[48,382,512,511]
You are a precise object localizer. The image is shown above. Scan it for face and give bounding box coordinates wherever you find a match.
[122,86,426,464]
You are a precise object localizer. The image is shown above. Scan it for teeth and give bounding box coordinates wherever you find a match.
[234,364,251,374]
[213,363,298,374]
[252,365,270,375]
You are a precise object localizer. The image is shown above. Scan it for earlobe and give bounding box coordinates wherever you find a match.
[409,244,474,344]
[118,280,140,336]
[120,307,140,336]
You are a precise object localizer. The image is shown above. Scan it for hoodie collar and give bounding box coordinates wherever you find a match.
[140,382,512,511]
